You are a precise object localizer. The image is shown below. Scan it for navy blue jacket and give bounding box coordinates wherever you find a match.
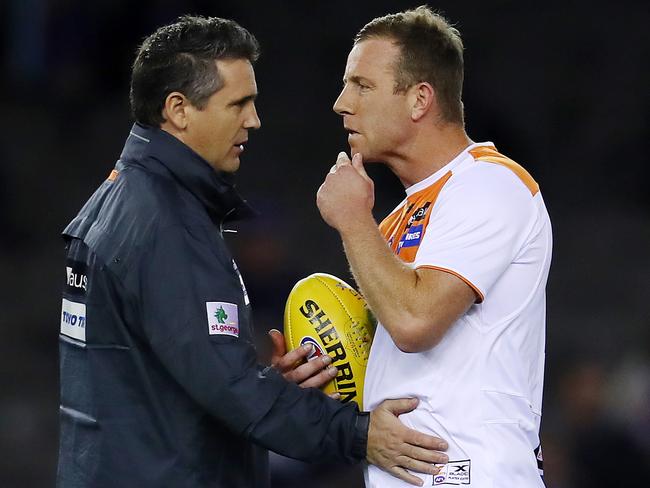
[57,123,368,487]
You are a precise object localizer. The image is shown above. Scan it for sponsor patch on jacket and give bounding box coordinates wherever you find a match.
[65,261,88,296]
[433,459,471,485]
[61,298,87,342]
[206,302,239,337]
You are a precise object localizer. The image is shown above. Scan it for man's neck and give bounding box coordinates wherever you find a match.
[386,123,472,188]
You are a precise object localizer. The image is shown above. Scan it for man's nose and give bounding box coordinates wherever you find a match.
[245,104,261,130]
[333,86,353,116]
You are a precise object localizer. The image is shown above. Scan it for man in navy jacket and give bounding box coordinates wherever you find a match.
[57,15,448,487]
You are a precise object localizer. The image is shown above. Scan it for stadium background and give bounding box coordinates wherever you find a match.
[1,0,648,486]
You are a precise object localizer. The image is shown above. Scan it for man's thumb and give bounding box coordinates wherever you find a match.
[384,397,419,416]
[268,329,286,358]
[351,153,371,181]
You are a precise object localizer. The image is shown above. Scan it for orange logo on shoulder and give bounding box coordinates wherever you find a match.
[107,169,119,182]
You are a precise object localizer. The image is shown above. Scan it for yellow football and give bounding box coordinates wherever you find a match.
[284,273,375,408]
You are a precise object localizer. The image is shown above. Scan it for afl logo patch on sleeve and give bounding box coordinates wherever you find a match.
[206,302,239,337]
[61,298,87,342]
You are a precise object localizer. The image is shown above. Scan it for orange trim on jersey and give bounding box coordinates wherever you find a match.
[379,171,452,263]
[416,265,485,303]
[469,146,539,196]
[107,169,119,182]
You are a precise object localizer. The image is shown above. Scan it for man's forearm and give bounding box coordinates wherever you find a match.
[317,155,474,352]
[338,215,427,351]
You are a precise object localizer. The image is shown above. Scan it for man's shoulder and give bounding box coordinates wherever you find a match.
[441,159,538,211]
[114,161,191,223]
[429,152,543,232]
[63,161,209,266]
[448,145,540,200]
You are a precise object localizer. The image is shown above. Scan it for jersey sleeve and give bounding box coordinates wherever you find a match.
[137,224,367,463]
[413,165,534,301]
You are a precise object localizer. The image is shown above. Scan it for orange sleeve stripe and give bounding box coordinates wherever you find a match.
[416,265,485,303]
[469,146,539,196]
[380,171,454,261]
[107,169,119,182]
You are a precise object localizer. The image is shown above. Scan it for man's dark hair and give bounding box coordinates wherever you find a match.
[355,6,464,125]
[130,15,260,127]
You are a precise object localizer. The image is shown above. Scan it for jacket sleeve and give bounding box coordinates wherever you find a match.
[137,224,367,463]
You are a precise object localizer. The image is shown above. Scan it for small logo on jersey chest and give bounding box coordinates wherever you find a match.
[407,202,431,226]
[398,224,423,251]
[433,459,471,485]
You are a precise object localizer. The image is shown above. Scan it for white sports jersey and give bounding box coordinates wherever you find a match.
[364,142,552,488]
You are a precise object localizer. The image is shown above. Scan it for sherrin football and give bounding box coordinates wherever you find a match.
[284,273,376,408]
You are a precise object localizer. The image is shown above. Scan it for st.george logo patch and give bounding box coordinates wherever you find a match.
[206,302,239,337]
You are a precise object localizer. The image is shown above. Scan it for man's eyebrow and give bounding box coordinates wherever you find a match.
[343,75,372,85]
[229,93,257,106]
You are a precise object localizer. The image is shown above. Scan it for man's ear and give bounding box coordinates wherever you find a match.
[409,82,436,122]
[161,92,190,130]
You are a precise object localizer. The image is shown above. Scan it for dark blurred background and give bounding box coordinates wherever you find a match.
[1,0,649,486]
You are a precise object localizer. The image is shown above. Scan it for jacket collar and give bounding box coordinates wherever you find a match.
[119,123,256,223]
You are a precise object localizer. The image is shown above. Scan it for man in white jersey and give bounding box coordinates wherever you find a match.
[317,7,552,488]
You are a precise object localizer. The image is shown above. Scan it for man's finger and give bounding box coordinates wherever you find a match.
[388,466,424,487]
[350,152,371,180]
[336,151,351,168]
[274,343,313,372]
[403,428,448,452]
[403,444,449,465]
[285,353,332,384]
[298,364,338,389]
[268,329,286,364]
[396,454,441,476]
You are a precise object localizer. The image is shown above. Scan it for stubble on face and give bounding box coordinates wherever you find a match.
[337,39,411,163]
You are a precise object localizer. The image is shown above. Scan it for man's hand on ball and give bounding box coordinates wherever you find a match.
[367,398,449,486]
[317,152,375,234]
[268,329,340,398]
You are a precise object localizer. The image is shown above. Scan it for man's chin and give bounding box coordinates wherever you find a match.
[349,141,363,156]
[212,156,240,174]
[350,148,379,164]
